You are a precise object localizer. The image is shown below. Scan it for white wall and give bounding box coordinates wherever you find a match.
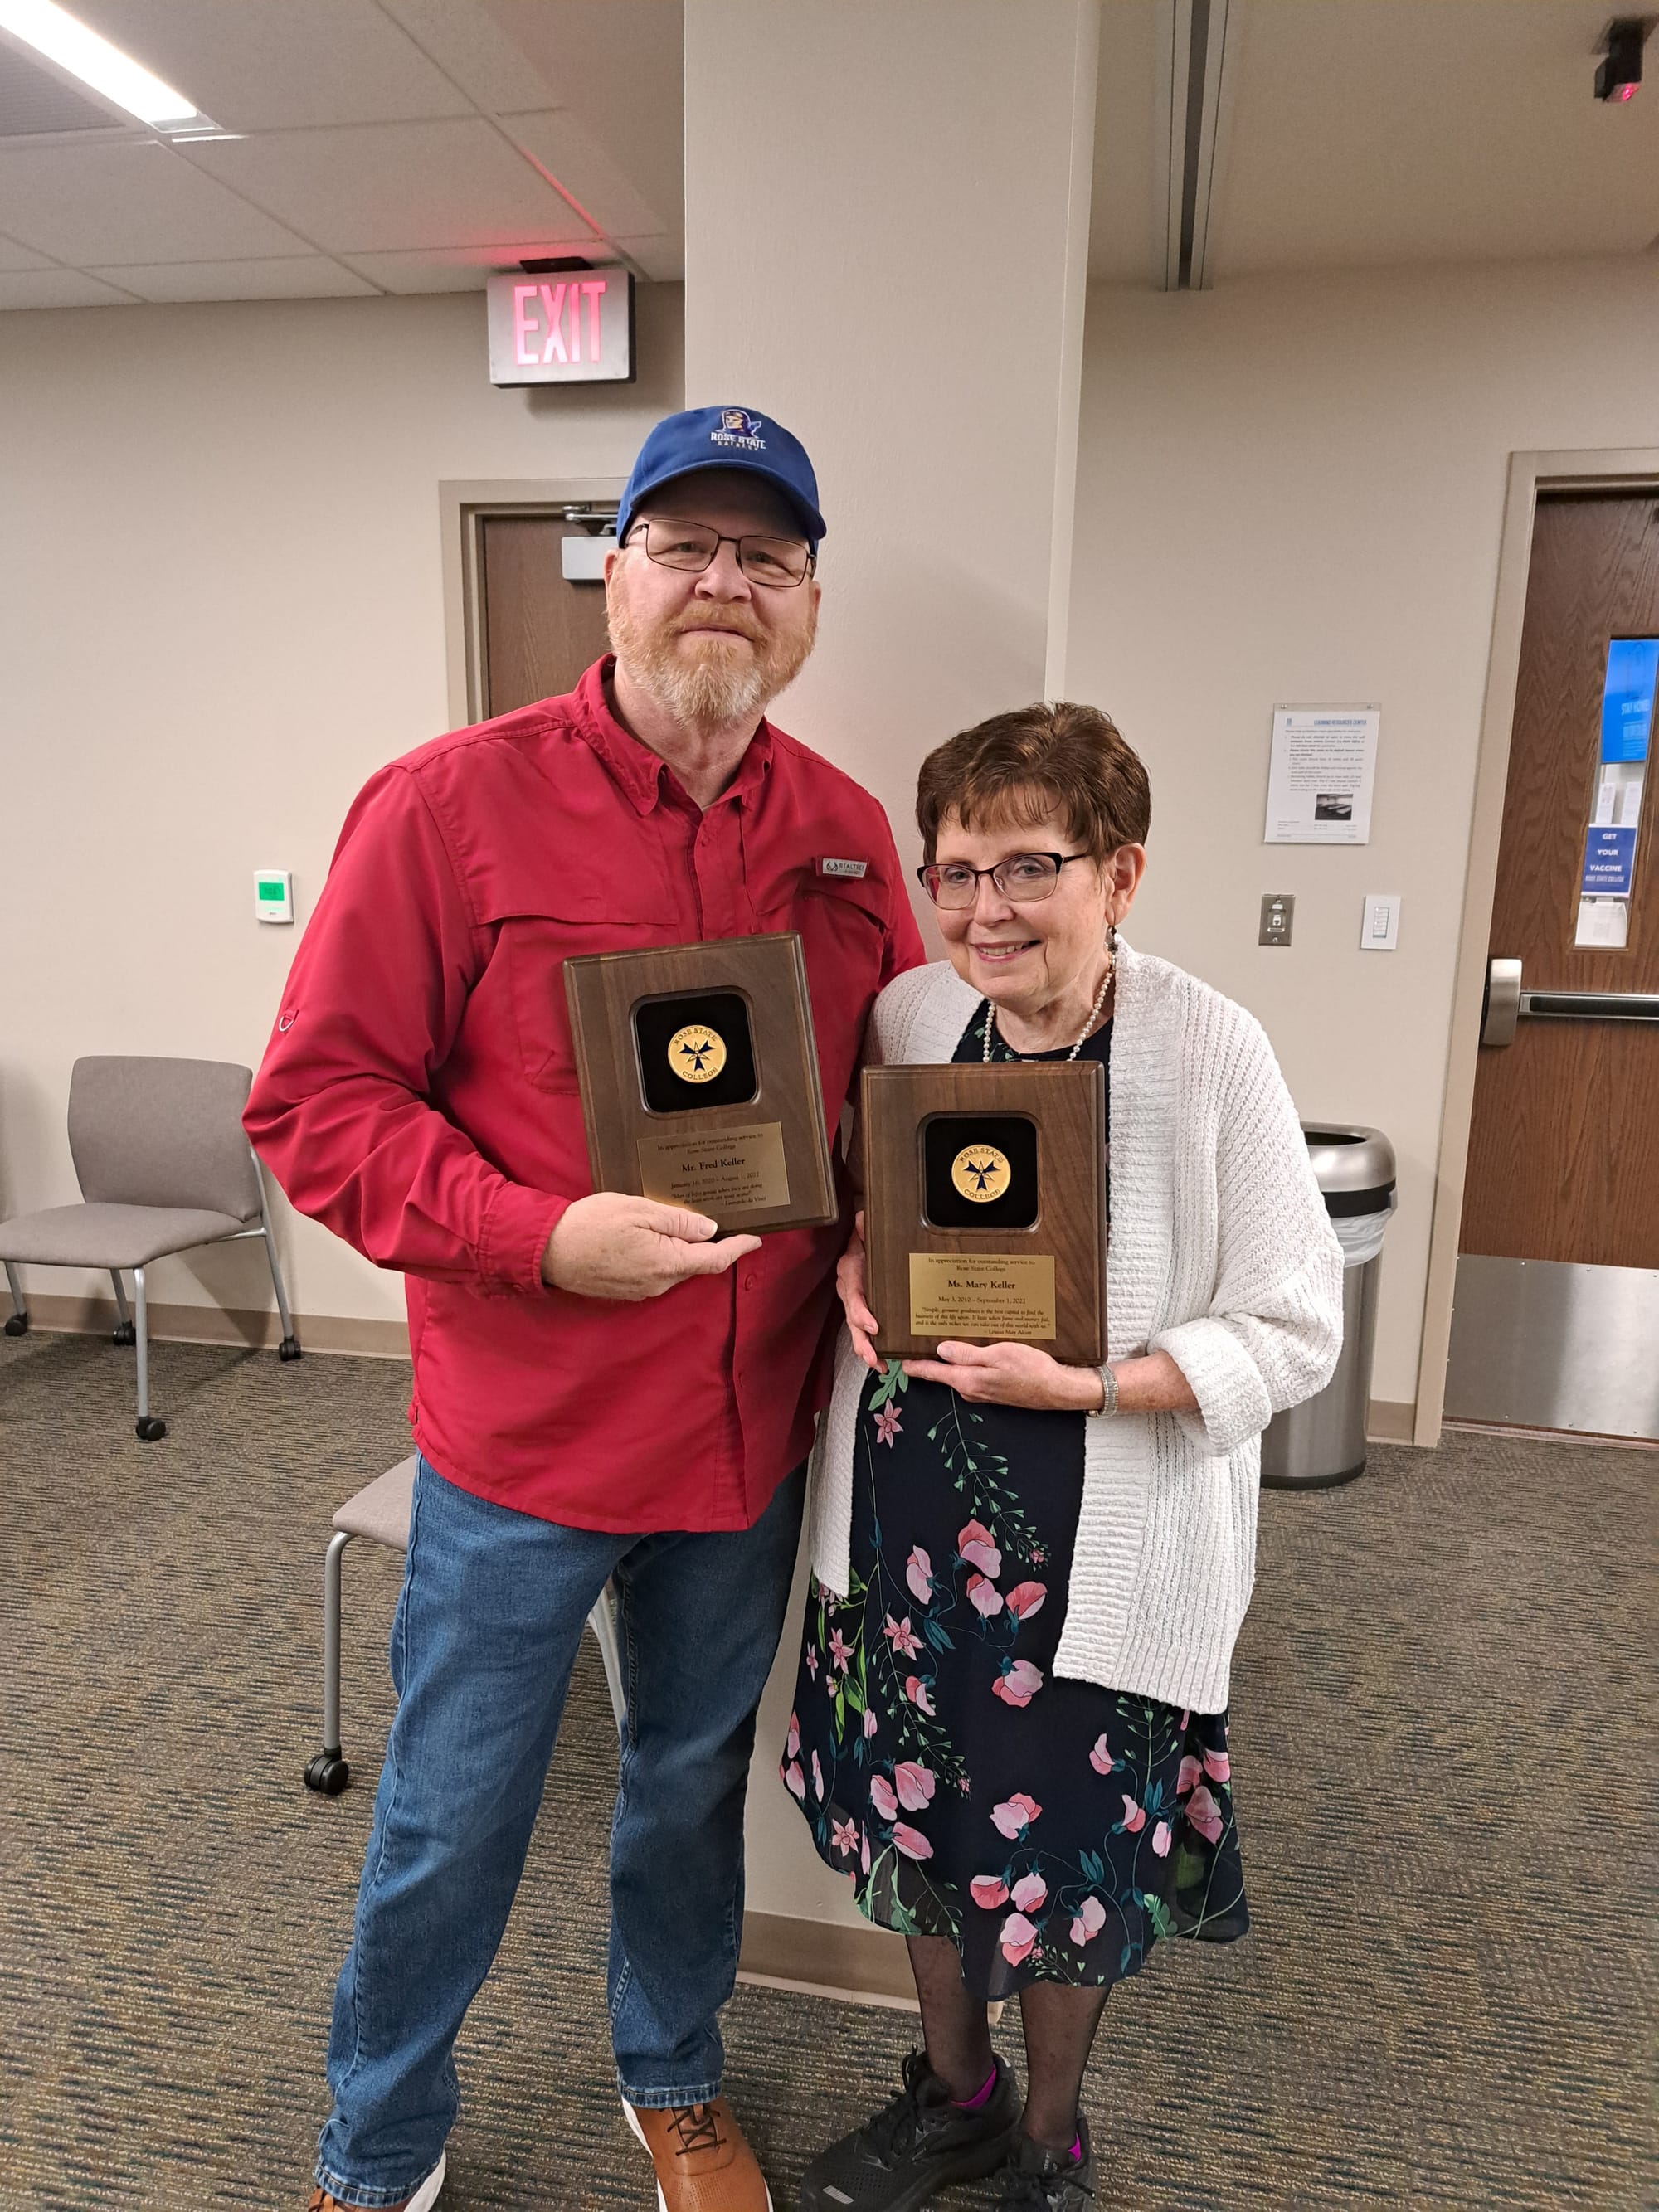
[1067,255,1659,1412]
[0,284,684,1330]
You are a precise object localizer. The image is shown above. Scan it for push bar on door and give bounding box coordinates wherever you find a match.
[1481,956,1659,1046]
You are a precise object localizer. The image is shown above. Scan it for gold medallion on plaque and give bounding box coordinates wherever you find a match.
[951,1144,1012,1203]
[667,1023,727,1084]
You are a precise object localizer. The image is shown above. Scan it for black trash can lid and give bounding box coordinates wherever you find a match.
[1301,1124,1395,1218]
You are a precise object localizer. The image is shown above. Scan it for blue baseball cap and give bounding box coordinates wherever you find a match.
[617,406,826,549]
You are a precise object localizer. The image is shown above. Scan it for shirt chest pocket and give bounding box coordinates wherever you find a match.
[481,873,679,1095]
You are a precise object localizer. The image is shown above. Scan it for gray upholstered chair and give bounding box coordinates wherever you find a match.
[0,1056,298,1441]
[304,1454,626,1795]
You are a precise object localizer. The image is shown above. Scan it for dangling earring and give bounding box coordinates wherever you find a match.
[1105,918,1118,972]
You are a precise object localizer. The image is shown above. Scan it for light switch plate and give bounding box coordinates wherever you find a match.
[1259,893,1295,946]
[1360,893,1399,950]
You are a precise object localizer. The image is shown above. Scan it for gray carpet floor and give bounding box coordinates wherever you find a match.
[0,1328,1653,2210]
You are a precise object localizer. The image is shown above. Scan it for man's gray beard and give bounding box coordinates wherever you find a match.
[610,605,815,732]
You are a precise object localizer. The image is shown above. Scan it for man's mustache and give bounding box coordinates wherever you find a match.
[669,614,764,644]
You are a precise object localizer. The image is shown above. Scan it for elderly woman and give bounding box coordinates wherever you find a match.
[784,703,1343,2212]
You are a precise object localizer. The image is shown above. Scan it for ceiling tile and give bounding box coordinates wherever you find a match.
[338,241,597,294]
[0,231,54,270]
[376,0,554,117]
[0,139,313,263]
[66,0,474,131]
[0,266,136,308]
[83,255,378,302]
[614,235,684,284]
[182,117,597,254]
[500,109,668,239]
[0,41,127,137]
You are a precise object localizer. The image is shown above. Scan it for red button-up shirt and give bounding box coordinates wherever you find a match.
[246,659,924,1531]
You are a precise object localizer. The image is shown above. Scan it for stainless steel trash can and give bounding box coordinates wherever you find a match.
[1260,1125,1396,1490]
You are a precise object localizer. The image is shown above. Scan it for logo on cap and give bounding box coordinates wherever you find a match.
[713,408,766,452]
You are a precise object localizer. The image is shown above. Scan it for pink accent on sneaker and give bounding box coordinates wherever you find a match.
[1069,2133,1082,2162]
[952,2064,999,2111]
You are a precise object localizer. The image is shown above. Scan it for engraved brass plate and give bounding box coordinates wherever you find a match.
[908,1252,1057,1342]
[667,1023,727,1084]
[951,1144,1010,1203]
[637,1120,791,1213]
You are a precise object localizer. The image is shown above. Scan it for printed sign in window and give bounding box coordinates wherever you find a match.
[1575,638,1652,949]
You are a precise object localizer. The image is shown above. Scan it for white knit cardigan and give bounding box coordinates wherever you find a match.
[808,943,1345,1714]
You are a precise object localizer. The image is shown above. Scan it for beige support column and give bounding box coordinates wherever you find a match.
[684,0,1099,1986]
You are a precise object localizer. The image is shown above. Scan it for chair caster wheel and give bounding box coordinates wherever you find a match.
[112,1321,137,1346]
[3,1315,27,1337]
[279,1335,303,1362]
[304,1750,350,1795]
[135,1415,168,1441]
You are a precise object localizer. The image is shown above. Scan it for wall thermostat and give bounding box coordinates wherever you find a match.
[255,869,293,924]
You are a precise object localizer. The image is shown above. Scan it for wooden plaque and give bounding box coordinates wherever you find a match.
[863,1062,1107,1363]
[564,932,838,1234]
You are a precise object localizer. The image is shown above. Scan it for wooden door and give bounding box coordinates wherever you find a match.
[1447,493,1659,1439]
[479,513,615,716]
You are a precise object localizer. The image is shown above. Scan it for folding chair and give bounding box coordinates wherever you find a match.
[304,1454,628,1795]
[0,1056,298,1440]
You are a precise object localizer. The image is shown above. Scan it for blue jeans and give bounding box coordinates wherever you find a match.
[314,1455,805,2207]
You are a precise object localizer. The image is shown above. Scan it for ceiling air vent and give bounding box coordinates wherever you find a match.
[0,39,129,138]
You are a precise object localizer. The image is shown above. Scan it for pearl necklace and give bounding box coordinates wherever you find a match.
[983,959,1113,1062]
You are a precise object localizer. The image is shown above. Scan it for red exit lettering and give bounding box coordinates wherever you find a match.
[512,278,608,368]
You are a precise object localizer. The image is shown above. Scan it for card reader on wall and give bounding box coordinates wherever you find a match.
[255,869,293,924]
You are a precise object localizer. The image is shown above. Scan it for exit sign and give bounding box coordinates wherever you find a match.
[485,269,635,386]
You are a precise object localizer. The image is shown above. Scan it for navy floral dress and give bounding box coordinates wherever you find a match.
[783,1008,1248,1998]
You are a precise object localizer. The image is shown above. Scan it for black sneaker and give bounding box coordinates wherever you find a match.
[798,2049,1020,2210]
[992,2115,1096,2209]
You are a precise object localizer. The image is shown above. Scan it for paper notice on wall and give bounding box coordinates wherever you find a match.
[1263,707,1379,844]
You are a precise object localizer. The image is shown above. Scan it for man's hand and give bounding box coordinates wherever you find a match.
[837,1209,883,1373]
[542,1192,761,1302]
[902,1339,1107,1412]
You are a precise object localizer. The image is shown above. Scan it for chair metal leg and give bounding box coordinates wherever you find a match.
[133,1266,165,1441]
[587,1583,627,1737]
[305,1530,353,1795]
[253,1155,301,1360]
[109,1270,136,1345]
[2,1262,26,1337]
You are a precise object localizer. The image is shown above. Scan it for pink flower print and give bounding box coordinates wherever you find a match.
[999,1913,1038,1967]
[1088,1734,1115,1776]
[861,1827,871,1874]
[892,1821,933,1861]
[1121,1793,1146,1834]
[805,1645,819,1680]
[905,1547,934,1605]
[830,1815,859,1857]
[883,1613,922,1660]
[1030,1546,1046,1565]
[966,1573,1005,1618]
[1185,1784,1224,1845]
[990,1791,1041,1840]
[784,1760,806,1801]
[1152,1820,1172,1857]
[1176,1753,1203,1797]
[811,1750,825,1802]
[873,1402,902,1446]
[970,1875,1010,1911]
[786,1711,800,1760]
[868,1773,899,1821]
[956,1519,1002,1578]
[828,1627,853,1675]
[1011,1872,1048,1913]
[991,1659,1044,1708]
[904,1675,936,1715]
[1180,1709,1191,1729]
[894,1761,936,1812]
[1004,1581,1047,1621]
[1202,1744,1231,1784]
[1069,1895,1107,1946]
[864,1708,878,1738]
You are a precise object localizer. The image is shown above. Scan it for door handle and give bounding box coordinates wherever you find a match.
[1482,956,1659,1046]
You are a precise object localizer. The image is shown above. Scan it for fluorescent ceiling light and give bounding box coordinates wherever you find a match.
[0,0,202,127]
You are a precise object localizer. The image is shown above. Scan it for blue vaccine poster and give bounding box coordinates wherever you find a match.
[1581,824,1638,897]
[1600,638,1657,764]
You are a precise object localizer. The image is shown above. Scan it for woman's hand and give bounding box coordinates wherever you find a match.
[901,1340,1107,1412]
[837,1210,883,1373]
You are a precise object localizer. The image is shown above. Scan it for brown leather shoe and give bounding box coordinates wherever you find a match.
[305,2151,445,2212]
[625,2098,774,2210]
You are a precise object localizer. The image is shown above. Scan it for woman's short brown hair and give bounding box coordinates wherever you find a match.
[915,701,1151,863]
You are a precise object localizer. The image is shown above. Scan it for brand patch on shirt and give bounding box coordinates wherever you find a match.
[819,857,868,878]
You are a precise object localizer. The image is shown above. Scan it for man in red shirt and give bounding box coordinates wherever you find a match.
[249,407,923,2212]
